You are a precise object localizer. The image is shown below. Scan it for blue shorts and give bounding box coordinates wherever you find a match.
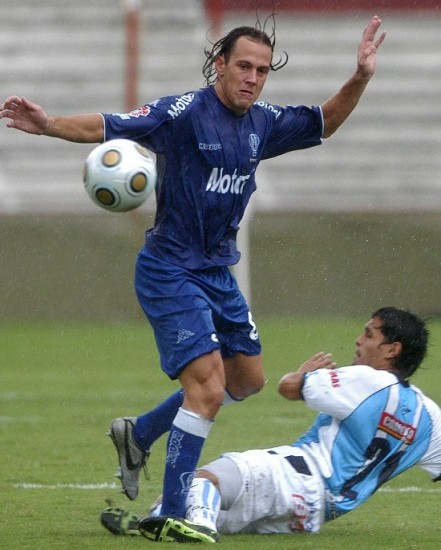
[135,247,261,379]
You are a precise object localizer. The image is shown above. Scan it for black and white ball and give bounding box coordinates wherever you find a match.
[83,139,156,212]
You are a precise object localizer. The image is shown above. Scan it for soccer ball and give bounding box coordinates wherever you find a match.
[83,139,156,212]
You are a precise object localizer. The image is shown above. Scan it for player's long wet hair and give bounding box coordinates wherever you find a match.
[373,307,429,378]
[202,13,288,86]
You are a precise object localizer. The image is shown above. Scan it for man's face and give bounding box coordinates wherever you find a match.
[214,36,272,115]
[354,317,392,369]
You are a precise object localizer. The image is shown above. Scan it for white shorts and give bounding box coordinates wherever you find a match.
[207,446,325,534]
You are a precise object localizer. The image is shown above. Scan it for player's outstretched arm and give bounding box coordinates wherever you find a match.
[0,96,50,134]
[0,96,104,143]
[278,351,336,401]
[321,15,386,138]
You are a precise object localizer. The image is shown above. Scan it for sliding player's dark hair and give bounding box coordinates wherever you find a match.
[372,307,429,378]
[202,12,288,85]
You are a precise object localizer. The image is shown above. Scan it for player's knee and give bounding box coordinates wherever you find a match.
[207,386,229,408]
[195,468,220,488]
[184,385,225,419]
[229,374,266,400]
[245,378,265,397]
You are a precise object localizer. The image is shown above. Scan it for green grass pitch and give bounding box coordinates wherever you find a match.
[1,318,440,549]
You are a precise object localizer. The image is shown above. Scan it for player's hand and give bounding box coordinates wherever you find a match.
[298,351,336,374]
[278,352,336,400]
[357,15,386,79]
[0,96,52,135]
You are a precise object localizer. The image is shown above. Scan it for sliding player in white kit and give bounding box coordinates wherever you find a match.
[101,307,441,541]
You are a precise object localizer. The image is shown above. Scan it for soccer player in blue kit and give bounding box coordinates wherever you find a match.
[1,14,386,543]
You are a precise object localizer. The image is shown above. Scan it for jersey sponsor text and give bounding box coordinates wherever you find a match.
[328,369,341,388]
[379,412,416,443]
[167,93,195,119]
[255,101,282,119]
[199,143,222,150]
[206,167,250,195]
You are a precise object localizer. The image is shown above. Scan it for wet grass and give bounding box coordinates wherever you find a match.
[1,319,440,548]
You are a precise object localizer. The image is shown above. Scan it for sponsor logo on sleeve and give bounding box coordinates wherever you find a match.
[328,369,341,388]
[167,93,195,119]
[255,101,281,119]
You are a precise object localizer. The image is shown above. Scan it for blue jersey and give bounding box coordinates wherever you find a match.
[103,86,323,269]
[293,365,441,521]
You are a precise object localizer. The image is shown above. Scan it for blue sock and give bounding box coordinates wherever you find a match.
[133,389,184,451]
[161,407,213,517]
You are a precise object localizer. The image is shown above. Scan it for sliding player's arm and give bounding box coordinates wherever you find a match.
[278,352,336,401]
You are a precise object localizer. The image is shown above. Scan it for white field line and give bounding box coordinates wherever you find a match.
[379,486,441,494]
[13,482,119,490]
[12,482,441,493]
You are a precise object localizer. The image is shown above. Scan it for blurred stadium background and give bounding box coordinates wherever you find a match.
[1,0,441,322]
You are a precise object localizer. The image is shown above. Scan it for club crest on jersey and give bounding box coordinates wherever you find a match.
[128,106,151,117]
[249,133,260,161]
[114,105,151,120]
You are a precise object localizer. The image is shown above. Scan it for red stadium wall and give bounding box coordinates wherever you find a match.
[204,0,441,13]
[203,1,440,37]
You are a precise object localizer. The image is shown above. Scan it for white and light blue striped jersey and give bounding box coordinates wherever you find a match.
[103,86,323,269]
[293,365,441,520]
